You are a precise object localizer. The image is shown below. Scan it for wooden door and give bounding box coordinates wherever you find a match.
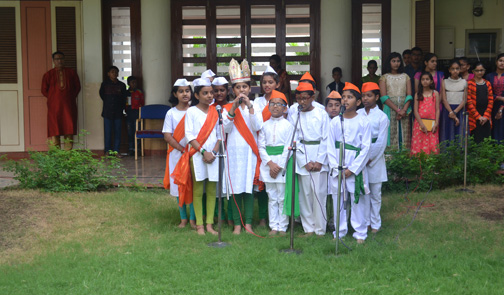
[21,1,52,151]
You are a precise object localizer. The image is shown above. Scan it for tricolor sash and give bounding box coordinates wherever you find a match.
[163,115,186,190]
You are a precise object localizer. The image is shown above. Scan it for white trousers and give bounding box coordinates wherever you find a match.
[266,182,289,232]
[333,192,370,240]
[298,172,327,235]
[368,182,382,230]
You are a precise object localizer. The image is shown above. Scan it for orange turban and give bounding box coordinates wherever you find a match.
[361,82,380,93]
[296,82,314,92]
[343,82,361,94]
[327,91,341,99]
[270,90,288,104]
[300,72,315,82]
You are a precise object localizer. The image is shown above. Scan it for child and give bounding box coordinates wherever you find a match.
[403,49,412,67]
[414,53,444,94]
[253,65,281,226]
[326,67,345,96]
[99,66,129,156]
[485,53,504,143]
[328,82,371,243]
[223,58,263,235]
[212,77,230,107]
[379,52,413,149]
[459,57,474,81]
[325,91,342,119]
[358,82,389,233]
[288,76,325,121]
[258,90,294,235]
[126,76,145,156]
[163,78,195,229]
[440,60,467,143]
[361,60,381,85]
[467,63,494,144]
[172,78,220,235]
[411,72,440,154]
[289,81,329,237]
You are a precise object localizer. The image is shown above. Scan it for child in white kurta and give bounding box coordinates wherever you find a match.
[289,82,329,236]
[358,83,389,233]
[258,93,294,234]
[328,82,371,242]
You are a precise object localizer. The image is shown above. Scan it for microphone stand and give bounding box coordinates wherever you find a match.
[456,110,474,193]
[208,106,230,248]
[280,106,302,255]
[335,109,347,256]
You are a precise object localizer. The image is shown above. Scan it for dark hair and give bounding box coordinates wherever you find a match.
[52,51,64,59]
[402,49,412,56]
[191,85,212,106]
[324,97,341,107]
[343,89,362,101]
[411,47,423,54]
[127,76,137,85]
[370,89,381,97]
[422,53,438,72]
[261,72,280,84]
[269,54,281,65]
[497,53,504,61]
[232,81,251,88]
[367,60,378,67]
[417,72,434,101]
[383,52,405,74]
[298,90,315,97]
[472,61,485,71]
[108,66,119,73]
[332,67,342,75]
[169,85,193,107]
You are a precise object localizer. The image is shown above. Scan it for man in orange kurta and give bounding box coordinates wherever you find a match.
[41,51,81,150]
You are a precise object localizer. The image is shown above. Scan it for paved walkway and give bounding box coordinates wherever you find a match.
[0,154,166,189]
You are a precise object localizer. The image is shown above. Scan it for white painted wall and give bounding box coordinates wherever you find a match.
[141,0,171,105]
[391,0,411,53]
[82,0,103,150]
[320,0,352,96]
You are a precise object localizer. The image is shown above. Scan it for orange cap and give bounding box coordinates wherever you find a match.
[327,91,341,99]
[300,72,315,82]
[343,82,361,94]
[296,82,314,92]
[270,90,288,104]
[361,82,380,93]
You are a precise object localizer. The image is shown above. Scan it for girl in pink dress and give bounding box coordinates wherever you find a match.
[411,72,440,154]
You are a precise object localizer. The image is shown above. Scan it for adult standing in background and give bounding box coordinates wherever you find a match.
[269,54,292,105]
[41,51,81,150]
[405,47,423,91]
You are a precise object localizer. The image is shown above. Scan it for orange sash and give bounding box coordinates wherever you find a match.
[163,115,186,190]
[262,105,271,122]
[224,104,263,190]
[171,106,218,207]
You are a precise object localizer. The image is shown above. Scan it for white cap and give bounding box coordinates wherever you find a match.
[212,77,228,86]
[201,69,216,80]
[192,78,212,87]
[173,78,189,87]
[264,65,278,75]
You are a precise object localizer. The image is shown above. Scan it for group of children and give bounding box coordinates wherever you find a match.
[162,59,390,244]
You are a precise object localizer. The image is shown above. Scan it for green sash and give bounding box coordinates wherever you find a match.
[335,141,364,204]
[266,145,299,217]
[371,138,377,143]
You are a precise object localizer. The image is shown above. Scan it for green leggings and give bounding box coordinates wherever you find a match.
[215,197,234,221]
[255,190,268,220]
[232,193,254,225]
[191,161,216,226]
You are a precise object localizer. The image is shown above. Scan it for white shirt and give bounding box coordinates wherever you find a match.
[357,106,389,183]
[444,77,467,105]
[185,106,219,182]
[287,101,325,122]
[222,104,263,194]
[258,116,295,183]
[328,113,371,193]
[162,107,188,196]
[288,107,329,175]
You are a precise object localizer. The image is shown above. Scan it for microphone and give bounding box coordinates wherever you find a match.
[238,97,243,105]
[339,105,346,117]
[297,104,303,112]
[216,105,223,121]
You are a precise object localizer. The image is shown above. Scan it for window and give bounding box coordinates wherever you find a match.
[0,7,17,84]
[171,0,320,89]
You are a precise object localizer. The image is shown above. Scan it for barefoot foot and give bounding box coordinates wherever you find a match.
[245,224,254,234]
[233,225,241,235]
[206,224,218,235]
[190,220,197,229]
[196,225,205,235]
[178,219,188,228]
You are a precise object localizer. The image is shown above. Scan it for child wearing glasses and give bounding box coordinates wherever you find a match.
[258,90,294,235]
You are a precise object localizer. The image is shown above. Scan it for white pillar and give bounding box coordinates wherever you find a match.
[141,0,171,105]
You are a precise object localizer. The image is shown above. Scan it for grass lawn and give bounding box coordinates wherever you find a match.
[0,185,503,294]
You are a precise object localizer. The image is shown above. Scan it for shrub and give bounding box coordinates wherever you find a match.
[2,134,124,192]
[383,137,504,193]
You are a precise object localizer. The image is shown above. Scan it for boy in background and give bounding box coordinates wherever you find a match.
[326,67,345,97]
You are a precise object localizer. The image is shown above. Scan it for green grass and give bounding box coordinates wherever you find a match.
[1,186,503,294]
